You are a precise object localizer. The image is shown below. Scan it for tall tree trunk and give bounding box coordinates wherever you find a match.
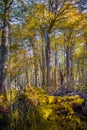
[0,0,10,94]
[85,42,87,86]
[77,61,81,87]
[34,61,38,87]
[34,51,38,87]
[66,46,70,85]
[54,32,57,88]
[54,49,57,88]
[41,46,45,86]
[24,52,29,87]
[44,24,51,87]
[81,55,84,85]
[65,29,71,87]
[69,46,73,86]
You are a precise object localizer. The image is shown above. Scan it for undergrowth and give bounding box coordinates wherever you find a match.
[0,87,87,130]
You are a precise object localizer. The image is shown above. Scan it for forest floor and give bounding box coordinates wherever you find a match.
[0,87,87,130]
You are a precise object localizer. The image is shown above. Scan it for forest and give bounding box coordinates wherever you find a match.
[0,0,87,130]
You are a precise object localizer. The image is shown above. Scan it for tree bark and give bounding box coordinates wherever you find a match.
[41,46,45,86]
[0,0,10,94]
[66,46,70,84]
[44,24,51,87]
[24,52,29,87]
[54,32,57,88]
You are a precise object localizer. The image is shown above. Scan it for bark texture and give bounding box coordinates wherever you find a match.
[0,0,11,93]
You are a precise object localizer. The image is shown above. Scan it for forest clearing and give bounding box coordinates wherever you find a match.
[0,0,87,130]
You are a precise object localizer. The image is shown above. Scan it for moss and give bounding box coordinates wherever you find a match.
[48,96,58,104]
[40,107,52,119]
[70,98,84,108]
[1,87,87,130]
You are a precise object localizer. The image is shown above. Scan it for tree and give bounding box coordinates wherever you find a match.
[0,0,13,94]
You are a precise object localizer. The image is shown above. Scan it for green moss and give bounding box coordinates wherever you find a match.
[1,87,87,130]
[70,98,84,107]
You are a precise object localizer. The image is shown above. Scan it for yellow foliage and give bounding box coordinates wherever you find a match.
[41,107,52,119]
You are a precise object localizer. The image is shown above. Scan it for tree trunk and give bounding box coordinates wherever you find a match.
[34,51,38,87]
[34,61,38,87]
[69,46,73,87]
[44,24,51,87]
[66,46,70,84]
[24,52,29,87]
[54,32,57,88]
[54,50,57,88]
[85,43,87,86]
[41,46,45,86]
[0,0,10,94]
